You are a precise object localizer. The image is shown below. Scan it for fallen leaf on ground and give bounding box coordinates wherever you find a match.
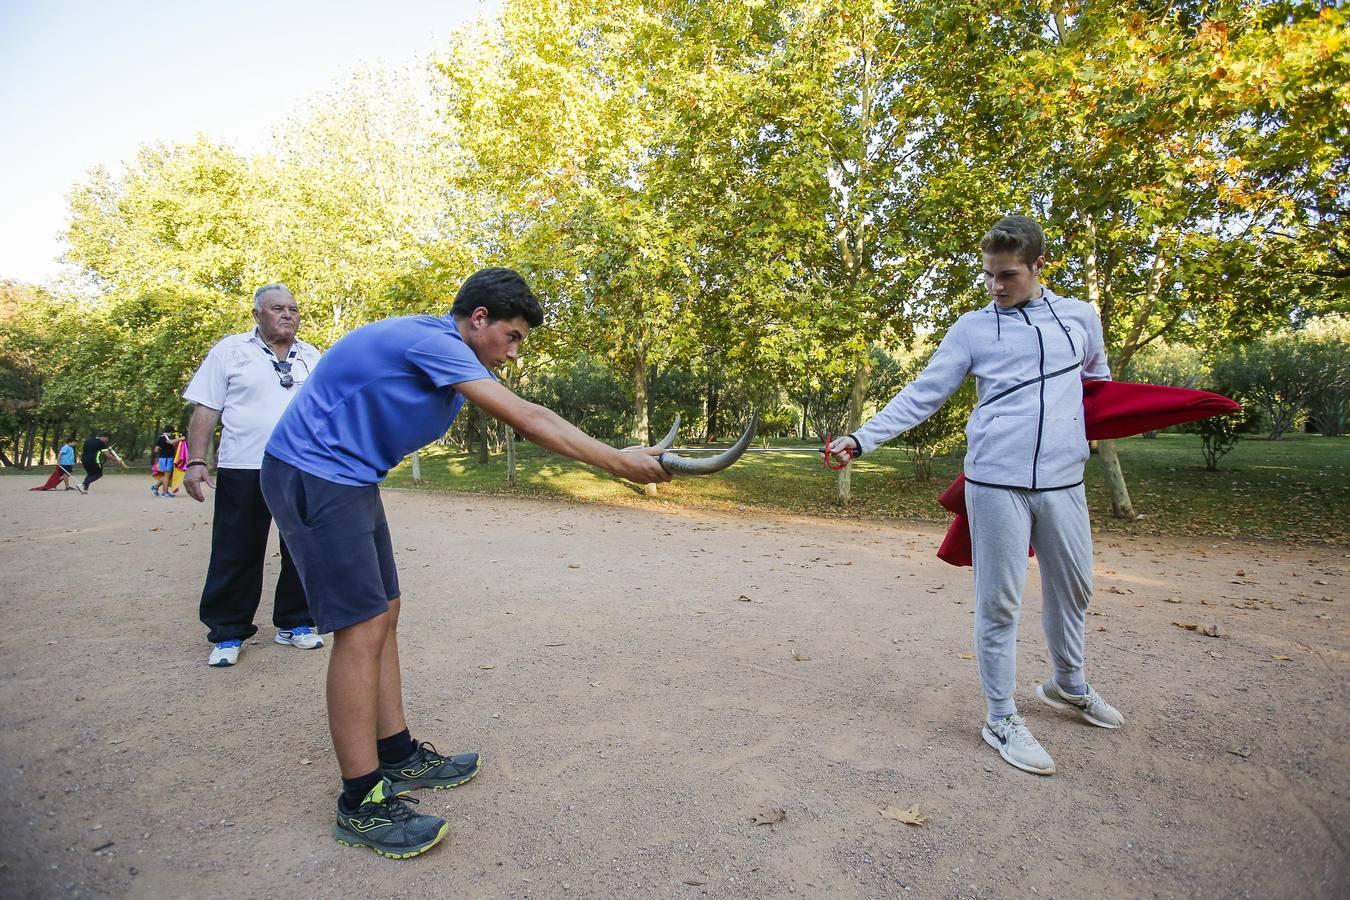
[959,653,974,660]
[543,642,566,647]
[1163,597,1182,604]
[1105,586,1126,594]
[1228,747,1252,758]
[879,805,928,826]
[1172,621,1199,631]
[479,665,495,670]
[751,808,786,826]
[736,595,752,602]
[790,648,811,662]
[683,879,707,886]
[1271,654,1292,661]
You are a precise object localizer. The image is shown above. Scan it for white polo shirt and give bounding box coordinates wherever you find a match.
[183,330,323,469]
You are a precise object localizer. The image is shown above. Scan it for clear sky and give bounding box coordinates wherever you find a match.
[0,0,492,285]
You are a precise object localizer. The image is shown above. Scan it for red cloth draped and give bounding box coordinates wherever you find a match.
[30,467,66,491]
[936,381,1240,567]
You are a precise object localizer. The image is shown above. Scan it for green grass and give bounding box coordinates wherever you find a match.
[385,432,1350,544]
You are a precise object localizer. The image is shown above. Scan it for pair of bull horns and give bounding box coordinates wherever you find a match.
[654,411,760,475]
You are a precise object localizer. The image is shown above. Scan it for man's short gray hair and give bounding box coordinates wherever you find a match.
[252,283,294,311]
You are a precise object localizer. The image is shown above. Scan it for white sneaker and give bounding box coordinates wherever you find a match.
[982,714,1056,775]
[208,640,242,667]
[1037,680,1124,729]
[275,627,324,650]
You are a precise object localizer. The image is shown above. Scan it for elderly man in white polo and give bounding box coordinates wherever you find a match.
[182,283,324,667]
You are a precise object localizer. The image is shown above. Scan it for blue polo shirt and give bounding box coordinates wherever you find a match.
[266,315,493,485]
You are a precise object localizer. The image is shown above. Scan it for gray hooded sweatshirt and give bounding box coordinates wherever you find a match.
[852,288,1110,491]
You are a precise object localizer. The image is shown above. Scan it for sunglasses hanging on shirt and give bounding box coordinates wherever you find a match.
[273,359,296,388]
[252,330,305,389]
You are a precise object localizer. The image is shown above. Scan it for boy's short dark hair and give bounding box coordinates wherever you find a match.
[980,216,1045,267]
[451,267,544,328]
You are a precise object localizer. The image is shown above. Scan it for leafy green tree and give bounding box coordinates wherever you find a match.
[1303,315,1350,436]
[1212,326,1350,440]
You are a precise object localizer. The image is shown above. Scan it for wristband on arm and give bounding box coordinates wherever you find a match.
[845,434,863,457]
[186,459,209,469]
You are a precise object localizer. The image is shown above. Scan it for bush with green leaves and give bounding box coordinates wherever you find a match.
[1180,408,1259,471]
[1211,322,1350,440]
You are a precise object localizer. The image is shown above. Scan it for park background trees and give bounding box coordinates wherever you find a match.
[1,0,1345,513]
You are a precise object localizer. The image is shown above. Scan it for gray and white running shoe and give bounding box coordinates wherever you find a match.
[1036,680,1124,729]
[982,714,1056,775]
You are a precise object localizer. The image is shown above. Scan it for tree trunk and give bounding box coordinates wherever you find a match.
[21,423,37,468]
[503,366,520,486]
[632,350,656,497]
[475,407,490,464]
[1096,439,1136,519]
[836,359,869,504]
[704,376,719,443]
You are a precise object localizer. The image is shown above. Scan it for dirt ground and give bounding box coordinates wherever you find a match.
[1,472,1347,900]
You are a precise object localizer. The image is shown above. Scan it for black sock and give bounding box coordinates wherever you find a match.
[376,728,416,765]
[340,770,383,811]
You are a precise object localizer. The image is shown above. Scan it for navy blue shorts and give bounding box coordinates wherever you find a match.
[260,454,400,634]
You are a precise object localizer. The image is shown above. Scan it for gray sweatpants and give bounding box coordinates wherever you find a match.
[967,482,1093,719]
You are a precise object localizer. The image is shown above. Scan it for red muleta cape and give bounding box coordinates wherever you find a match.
[936,381,1240,566]
[30,467,66,491]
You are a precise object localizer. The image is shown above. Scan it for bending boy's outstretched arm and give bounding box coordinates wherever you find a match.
[456,378,671,485]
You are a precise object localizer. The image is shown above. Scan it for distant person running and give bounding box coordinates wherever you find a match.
[261,267,669,859]
[827,216,1123,776]
[80,432,126,492]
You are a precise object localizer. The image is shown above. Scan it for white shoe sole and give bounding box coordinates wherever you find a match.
[1036,684,1123,729]
[208,655,239,667]
[982,726,1056,775]
[275,634,324,649]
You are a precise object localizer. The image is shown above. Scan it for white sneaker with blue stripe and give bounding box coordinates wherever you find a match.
[208,640,242,667]
[275,626,323,650]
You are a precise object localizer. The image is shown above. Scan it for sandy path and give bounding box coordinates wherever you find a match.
[1,473,1346,899]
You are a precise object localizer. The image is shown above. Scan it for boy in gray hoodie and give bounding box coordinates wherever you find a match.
[828,216,1123,775]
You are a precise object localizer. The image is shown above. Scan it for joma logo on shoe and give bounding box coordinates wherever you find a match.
[345,817,392,833]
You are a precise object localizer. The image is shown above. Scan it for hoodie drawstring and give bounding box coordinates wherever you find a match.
[1045,298,1076,357]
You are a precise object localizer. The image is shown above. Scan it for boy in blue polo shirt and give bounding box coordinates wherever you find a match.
[58,437,80,492]
[262,267,670,858]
